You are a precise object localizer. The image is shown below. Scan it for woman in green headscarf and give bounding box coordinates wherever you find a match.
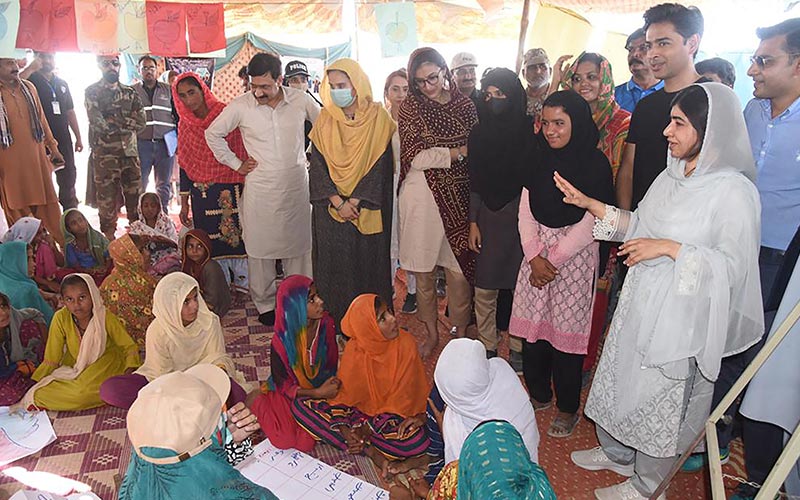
[0,241,54,324]
[456,420,556,499]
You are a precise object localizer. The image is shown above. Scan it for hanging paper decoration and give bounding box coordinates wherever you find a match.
[119,0,148,53]
[0,1,22,57]
[75,0,118,53]
[145,1,186,56]
[186,3,224,54]
[374,3,417,58]
[16,0,77,51]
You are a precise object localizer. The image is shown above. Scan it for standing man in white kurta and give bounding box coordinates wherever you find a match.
[206,53,320,326]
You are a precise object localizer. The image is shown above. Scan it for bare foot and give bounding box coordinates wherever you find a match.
[389,485,414,500]
[387,454,428,475]
[409,477,431,499]
[364,446,390,479]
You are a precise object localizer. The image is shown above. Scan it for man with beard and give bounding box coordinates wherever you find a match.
[451,52,482,105]
[521,48,551,125]
[25,52,83,210]
[614,28,664,113]
[85,54,146,240]
[0,55,65,245]
[133,55,175,213]
[615,4,705,211]
[206,52,320,326]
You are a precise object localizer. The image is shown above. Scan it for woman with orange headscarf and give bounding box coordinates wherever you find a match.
[308,59,396,328]
[99,234,158,347]
[292,294,430,475]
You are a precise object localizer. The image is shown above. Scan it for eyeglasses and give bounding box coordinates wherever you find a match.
[750,53,800,69]
[413,70,443,88]
[454,67,476,77]
[101,60,120,68]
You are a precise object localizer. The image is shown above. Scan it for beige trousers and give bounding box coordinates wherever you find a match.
[415,268,471,327]
[474,287,522,352]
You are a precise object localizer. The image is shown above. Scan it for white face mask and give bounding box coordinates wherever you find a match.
[330,88,355,108]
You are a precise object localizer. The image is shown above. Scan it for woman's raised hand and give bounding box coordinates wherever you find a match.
[553,171,591,208]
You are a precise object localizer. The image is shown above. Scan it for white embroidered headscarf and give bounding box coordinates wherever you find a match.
[434,338,540,465]
[624,82,763,383]
[135,273,246,388]
[22,274,108,408]
[2,217,41,244]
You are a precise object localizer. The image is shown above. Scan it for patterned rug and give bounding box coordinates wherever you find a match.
[0,274,750,499]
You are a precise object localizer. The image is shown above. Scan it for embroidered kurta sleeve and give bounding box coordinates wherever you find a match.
[410,147,450,171]
[106,313,141,369]
[592,205,635,242]
[518,188,545,262]
[205,103,244,172]
[548,212,596,267]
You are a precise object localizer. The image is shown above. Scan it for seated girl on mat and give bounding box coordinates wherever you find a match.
[181,229,232,318]
[292,294,430,483]
[3,217,64,293]
[128,192,181,276]
[250,275,338,452]
[0,241,55,323]
[12,273,141,411]
[60,209,111,285]
[0,292,47,405]
[100,272,249,410]
[99,234,159,347]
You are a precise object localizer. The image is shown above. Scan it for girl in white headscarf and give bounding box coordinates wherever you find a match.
[556,83,763,499]
[434,338,540,465]
[100,272,249,410]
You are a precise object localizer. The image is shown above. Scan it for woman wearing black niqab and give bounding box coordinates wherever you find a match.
[467,67,533,365]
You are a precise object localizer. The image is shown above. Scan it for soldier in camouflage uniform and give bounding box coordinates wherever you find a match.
[85,55,146,240]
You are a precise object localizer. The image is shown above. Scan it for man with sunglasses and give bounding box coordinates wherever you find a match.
[85,54,146,240]
[614,28,664,113]
[701,18,800,500]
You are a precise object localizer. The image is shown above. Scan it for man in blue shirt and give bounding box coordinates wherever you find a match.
[705,17,800,500]
[614,28,664,113]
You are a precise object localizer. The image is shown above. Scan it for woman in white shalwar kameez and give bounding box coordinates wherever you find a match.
[555,83,764,500]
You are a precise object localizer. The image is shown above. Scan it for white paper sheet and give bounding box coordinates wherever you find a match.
[9,491,101,500]
[236,439,389,500]
[0,408,56,466]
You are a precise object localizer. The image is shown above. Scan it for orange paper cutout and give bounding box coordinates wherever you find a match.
[76,0,119,53]
[186,3,225,54]
[145,1,187,56]
[16,0,78,51]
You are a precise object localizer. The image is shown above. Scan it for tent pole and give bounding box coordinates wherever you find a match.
[515,0,533,73]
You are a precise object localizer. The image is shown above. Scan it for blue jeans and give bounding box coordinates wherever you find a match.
[137,139,173,212]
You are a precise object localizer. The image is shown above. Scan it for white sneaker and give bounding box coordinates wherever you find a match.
[594,479,665,500]
[571,447,635,477]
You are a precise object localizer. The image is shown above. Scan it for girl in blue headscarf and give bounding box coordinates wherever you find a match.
[0,241,54,324]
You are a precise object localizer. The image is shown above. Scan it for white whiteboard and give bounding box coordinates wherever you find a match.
[236,439,389,500]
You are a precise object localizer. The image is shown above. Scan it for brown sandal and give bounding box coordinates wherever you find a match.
[547,412,580,438]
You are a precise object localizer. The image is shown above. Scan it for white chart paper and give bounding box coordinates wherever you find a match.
[0,407,56,466]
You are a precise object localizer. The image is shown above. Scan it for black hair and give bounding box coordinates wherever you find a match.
[626,27,646,48]
[64,209,85,226]
[670,85,709,160]
[137,55,157,67]
[0,292,9,308]
[695,57,736,87]
[407,47,451,97]
[373,295,393,316]
[643,3,704,52]
[140,191,161,209]
[576,52,604,69]
[247,53,282,80]
[756,18,800,57]
[177,75,202,90]
[61,274,90,295]
[383,68,408,96]
[238,65,249,79]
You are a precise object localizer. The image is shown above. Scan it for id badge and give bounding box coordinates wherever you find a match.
[52,101,61,115]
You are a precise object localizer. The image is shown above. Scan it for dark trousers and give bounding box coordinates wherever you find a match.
[55,136,78,209]
[138,139,173,212]
[496,288,513,331]
[523,339,584,414]
[713,246,786,486]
